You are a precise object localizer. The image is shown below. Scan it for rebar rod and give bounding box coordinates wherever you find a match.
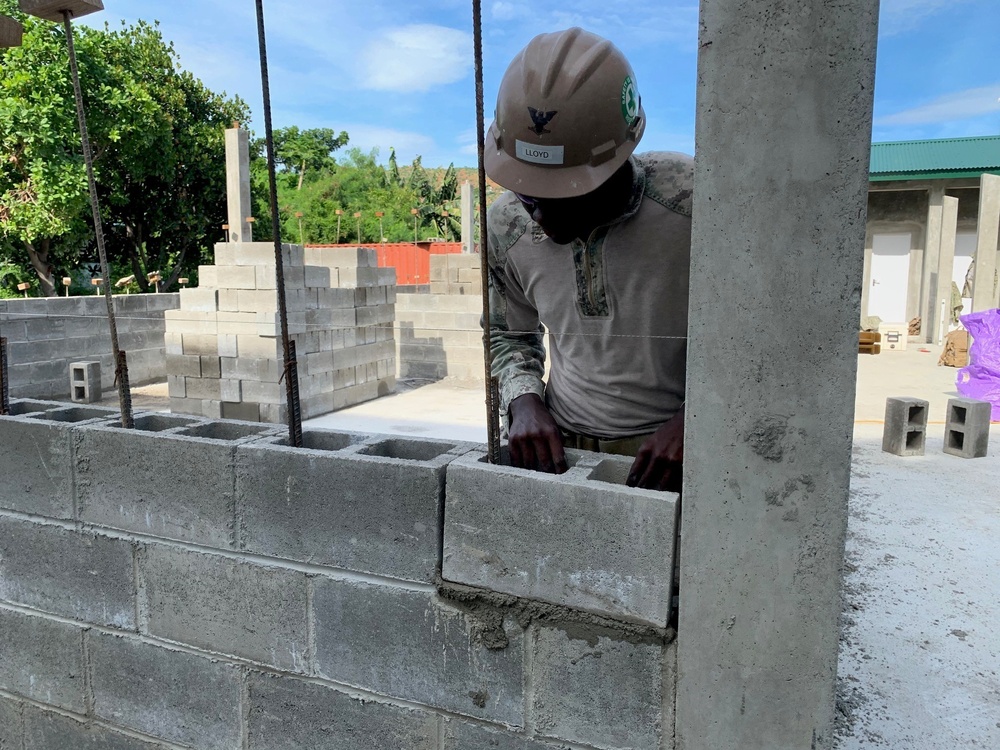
[472,0,501,463]
[254,0,303,447]
[63,11,133,428]
[0,337,9,415]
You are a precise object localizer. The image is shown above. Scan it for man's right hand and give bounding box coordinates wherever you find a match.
[507,393,568,474]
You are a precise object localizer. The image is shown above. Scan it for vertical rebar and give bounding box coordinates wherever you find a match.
[0,337,9,416]
[62,11,133,429]
[255,0,303,447]
[472,0,501,462]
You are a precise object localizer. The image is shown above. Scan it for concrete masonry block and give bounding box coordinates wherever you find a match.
[530,624,668,749]
[0,607,86,712]
[89,632,242,749]
[444,450,679,628]
[312,579,525,724]
[22,706,170,750]
[231,241,303,268]
[881,397,928,456]
[218,288,240,312]
[143,293,181,313]
[184,376,222,401]
[75,417,274,549]
[218,264,257,289]
[69,361,101,404]
[0,404,113,518]
[304,246,374,268]
[0,517,135,629]
[236,434,468,582]
[236,334,281,359]
[0,696,22,750]
[198,265,220,288]
[441,719,566,750]
[215,311,259,336]
[247,672,439,750]
[140,545,308,670]
[165,353,201,378]
[944,397,992,459]
[181,333,219,357]
[179,287,219,312]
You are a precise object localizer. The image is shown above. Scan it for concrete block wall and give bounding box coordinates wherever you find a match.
[396,292,485,381]
[429,253,483,296]
[165,243,396,423]
[0,294,179,400]
[0,399,679,750]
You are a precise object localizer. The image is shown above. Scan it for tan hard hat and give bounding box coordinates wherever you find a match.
[485,27,645,200]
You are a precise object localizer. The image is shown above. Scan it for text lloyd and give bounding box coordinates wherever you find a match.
[523,148,552,158]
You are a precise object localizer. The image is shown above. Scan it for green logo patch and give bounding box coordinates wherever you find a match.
[621,76,638,122]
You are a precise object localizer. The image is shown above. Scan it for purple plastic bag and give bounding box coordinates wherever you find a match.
[957,309,1000,420]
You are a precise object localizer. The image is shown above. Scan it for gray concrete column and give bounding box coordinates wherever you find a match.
[460,181,474,253]
[225,127,253,244]
[922,187,945,341]
[972,173,1000,312]
[678,0,879,748]
[935,195,959,342]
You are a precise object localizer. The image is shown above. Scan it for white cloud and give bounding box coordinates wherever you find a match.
[361,25,473,93]
[342,125,436,159]
[879,0,975,35]
[877,84,1000,126]
[491,2,524,21]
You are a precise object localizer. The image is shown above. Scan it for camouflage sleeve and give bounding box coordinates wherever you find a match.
[484,194,545,419]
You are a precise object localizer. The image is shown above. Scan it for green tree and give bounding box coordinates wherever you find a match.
[273,126,349,191]
[0,3,248,294]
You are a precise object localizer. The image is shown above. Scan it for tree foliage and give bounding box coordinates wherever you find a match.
[0,2,248,295]
[273,126,348,191]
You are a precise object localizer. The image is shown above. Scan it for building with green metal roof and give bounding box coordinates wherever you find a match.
[862,136,1000,343]
[870,135,1000,183]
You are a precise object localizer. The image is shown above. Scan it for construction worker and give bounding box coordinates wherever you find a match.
[484,27,692,491]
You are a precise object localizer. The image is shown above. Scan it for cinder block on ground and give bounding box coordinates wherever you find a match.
[882,397,929,456]
[141,545,309,671]
[443,450,679,628]
[0,608,86,712]
[530,624,667,749]
[312,579,524,724]
[247,672,439,750]
[75,417,275,549]
[237,435,467,582]
[69,361,101,403]
[22,705,169,750]
[0,517,135,629]
[944,397,991,459]
[441,720,565,750]
[89,632,242,749]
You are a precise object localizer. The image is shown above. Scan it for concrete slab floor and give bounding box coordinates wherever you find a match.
[836,424,1000,749]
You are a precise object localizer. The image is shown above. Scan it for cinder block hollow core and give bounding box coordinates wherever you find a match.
[178,421,270,442]
[29,406,113,423]
[277,430,357,452]
[359,438,455,462]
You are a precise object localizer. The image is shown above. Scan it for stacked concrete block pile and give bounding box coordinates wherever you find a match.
[430,253,482,295]
[0,400,679,749]
[395,292,485,381]
[0,294,179,400]
[165,243,396,423]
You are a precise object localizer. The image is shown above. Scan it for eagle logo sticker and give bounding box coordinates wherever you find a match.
[528,107,557,135]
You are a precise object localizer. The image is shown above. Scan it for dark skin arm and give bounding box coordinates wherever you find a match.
[507,393,569,474]
[627,404,685,491]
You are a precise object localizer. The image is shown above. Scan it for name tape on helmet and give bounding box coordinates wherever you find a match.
[516,140,564,165]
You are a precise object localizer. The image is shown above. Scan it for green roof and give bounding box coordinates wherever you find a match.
[870,135,1000,182]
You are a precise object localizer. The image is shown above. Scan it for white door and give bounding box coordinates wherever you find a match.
[869,233,911,322]
[954,232,976,320]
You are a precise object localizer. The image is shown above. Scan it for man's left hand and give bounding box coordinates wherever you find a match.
[627,406,684,491]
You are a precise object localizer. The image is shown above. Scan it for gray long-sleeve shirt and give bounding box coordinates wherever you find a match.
[486,152,694,439]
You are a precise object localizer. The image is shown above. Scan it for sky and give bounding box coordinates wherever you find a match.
[79,0,1000,168]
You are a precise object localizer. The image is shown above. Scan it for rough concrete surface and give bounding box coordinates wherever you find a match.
[312,579,525,725]
[0,608,85,713]
[441,719,568,750]
[0,696,23,750]
[22,706,169,750]
[0,517,135,629]
[247,672,439,750]
[88,632,242,749]
[444,450,677,627]
[530,624,665,750]
[835,424,1000,749]
[140,544,309,671]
